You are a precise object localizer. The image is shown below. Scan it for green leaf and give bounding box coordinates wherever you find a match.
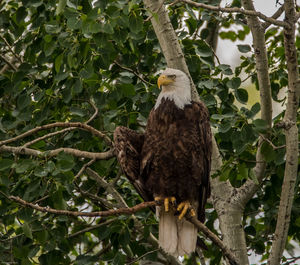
[235,88,248,104]
[129,15,143,34]
[34,166,48,177]
[45,21,61,34]
[22,222,33,239]
[56,152,75,172]
[253,119,268,133]
[237,163,248,179]
[112,252,125,265]
[16,7,27,24]
[218,64,233,75]
[73,79,83,94]
[56,0,67,15]
[261,142,276,162]
[237,44,251,53]
[55,53,64,73]
[15,159,37,173]
[0,159,14,171]
[195,40,212,57]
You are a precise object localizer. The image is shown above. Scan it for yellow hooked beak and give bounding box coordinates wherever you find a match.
[157,74,175,89]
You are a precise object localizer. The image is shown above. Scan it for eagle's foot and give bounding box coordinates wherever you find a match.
[177,201,195,220]
[154,196,176,212]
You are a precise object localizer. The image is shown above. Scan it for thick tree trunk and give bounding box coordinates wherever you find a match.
[268,1,299,264]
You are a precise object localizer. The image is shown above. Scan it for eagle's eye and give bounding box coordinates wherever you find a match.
[167,74,176,80]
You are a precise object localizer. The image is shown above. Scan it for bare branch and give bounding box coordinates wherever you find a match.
[0,122,112,147]
[74,159,96,180]
[0,145,115,160]
[85,168,127,208]
[85,100,99,124]
[262,4,285,30]
[67,218,117,238]
[9,195,156,217]
[114,60,153,86]
[0,35,23,63]
[0,54,17,71]
[126,249,159,265]
[22,127,76,148]
[178,0,288,27]
[189,217,238,265]
[235,0,273,209]
[259,134,286,150]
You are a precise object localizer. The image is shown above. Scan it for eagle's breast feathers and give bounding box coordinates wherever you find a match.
[114,68,212,256]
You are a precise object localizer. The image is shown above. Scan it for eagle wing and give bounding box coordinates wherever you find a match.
[191,101,212,222]
[114,126,153,203]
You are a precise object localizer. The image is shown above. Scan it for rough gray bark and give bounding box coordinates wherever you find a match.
[237,0,273,206]
[268,0,300,264]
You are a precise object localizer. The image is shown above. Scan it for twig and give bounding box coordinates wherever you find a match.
[9,195,156,217]
[178,0,287,28]
[85,100,99,124]
[75,186,115,209]
[68,218,117,238]
[0,54,17,71]
[262,4,285,30]
[74,159,96,180]
[114,60,153,86]
[259,134,286,150]
[85,168,127,208]
[0,145,115,160]
[0,35,23,63]
[126,249,159,265]
[22,127,76,147]
[0,121,112,147]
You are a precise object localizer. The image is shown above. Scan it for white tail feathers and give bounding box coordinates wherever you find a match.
[157,207,198,257]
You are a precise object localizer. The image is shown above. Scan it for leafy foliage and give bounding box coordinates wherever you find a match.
[0,0,299,264]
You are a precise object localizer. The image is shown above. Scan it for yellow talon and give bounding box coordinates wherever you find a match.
[170,197,176,206]
[164,198,169,212]
[154,196,176,212]
[177,201,193,220]
[154,196,163,202]
[190,208,196,217]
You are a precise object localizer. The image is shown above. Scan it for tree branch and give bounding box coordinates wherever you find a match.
[178,0,288,27]
[9,195,156,217]
[67,218,117,238]
[262,4,285,30]
[22,127,76,147]
[114,60,154,86]
[86,100,99,124]
[0,145,115,160]
[0,34,23,63]
[85,168,128,208]
[189,217,238,265]
[0,54,17,71]
[268,0,300,264]
[235,0,273,208]
[10,194,238,265]
[0,122,112,147]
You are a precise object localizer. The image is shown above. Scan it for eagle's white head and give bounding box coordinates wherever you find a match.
[154,68,191,110]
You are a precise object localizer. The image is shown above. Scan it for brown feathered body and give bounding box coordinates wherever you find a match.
[141,98,211,222]
[114,68,212,257]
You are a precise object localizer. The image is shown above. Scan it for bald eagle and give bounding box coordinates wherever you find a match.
[114,68,212,256]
